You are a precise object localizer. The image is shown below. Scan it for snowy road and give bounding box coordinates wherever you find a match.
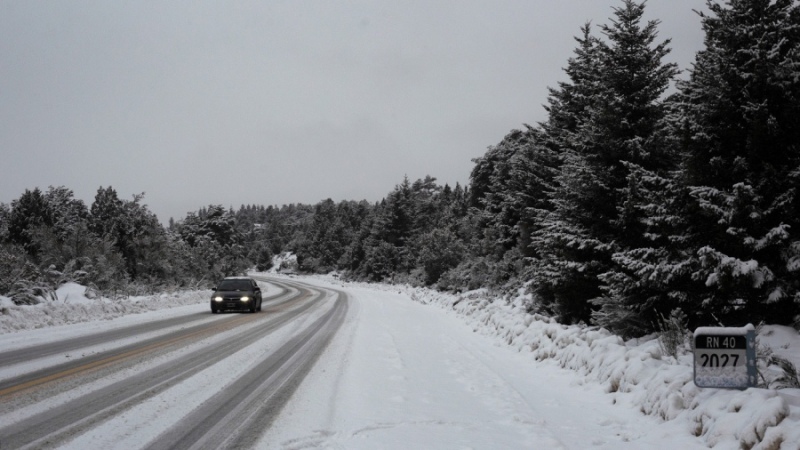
[0,278,347,449]
[0,276,706,449]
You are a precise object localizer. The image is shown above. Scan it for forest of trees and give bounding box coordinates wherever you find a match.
[2,0,799,337]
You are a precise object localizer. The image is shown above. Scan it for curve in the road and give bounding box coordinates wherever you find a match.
[0,279,343,450]
[0,283,296,397]
[147,285,349,450]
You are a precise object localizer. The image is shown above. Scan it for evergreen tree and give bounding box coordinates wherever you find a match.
[253,243,274,272]
[532,1,678,324]
[592,163,698,335]
[175,205,249,281]
[89,186,123,238]
[527,21,605,320]
[594,0,800,334]
[296,199,346,272]
[411,175,444,234]
[540,23,604,149]
[415,228,466,286]
[580,0,678,243]
[380,177,415,249]
[467,127,559,290]
[42,186,89,240]
[117,194,171,282]
[8,188,53,260]
[670,0,800,326]
[31,187,97,280]
[0,203,9,242]
[470,129,534,259]
[340,206,376,274]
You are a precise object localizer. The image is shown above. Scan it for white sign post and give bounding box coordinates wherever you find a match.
[693,324,757,389]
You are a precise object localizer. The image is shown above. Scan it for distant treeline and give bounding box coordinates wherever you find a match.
[2,0,799,336]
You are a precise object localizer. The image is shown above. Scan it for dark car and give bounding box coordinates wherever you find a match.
[211,277,263,313]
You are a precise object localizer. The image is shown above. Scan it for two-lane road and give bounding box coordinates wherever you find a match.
[0,277,347,449]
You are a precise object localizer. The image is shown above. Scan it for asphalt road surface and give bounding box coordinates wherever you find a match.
[0,276,348,449]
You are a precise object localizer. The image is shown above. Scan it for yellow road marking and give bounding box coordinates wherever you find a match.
[0,287,314,398]
[0,315,251,398]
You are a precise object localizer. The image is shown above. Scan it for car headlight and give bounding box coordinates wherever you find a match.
[213,296,223,302]
[240,296,250,302]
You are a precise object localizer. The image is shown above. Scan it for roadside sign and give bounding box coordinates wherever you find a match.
[693,324,757,389]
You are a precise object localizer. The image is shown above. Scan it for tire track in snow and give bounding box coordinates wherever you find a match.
[0,279,329,449]
[145,285,349,450]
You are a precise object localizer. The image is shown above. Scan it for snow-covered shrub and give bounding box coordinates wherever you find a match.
[9,280,57,305]
[0,243,40,296]
[436,258,491,292]
[269,252,298,275]
[767,356,800,390]
[689,389,789,449]
[254,244,273,272]
[414,228,465,286]
[657,308,689,359]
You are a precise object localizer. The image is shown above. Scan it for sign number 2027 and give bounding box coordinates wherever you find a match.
[698,352,740,368]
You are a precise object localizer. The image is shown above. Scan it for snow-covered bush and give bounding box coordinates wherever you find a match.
[767,356,800,390]
[8,280,57,305]
[657,308,689,359]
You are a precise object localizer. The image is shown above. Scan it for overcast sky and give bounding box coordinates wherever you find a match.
[1,0,706,223]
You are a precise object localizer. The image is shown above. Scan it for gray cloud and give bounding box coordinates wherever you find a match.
[1,0,705,222]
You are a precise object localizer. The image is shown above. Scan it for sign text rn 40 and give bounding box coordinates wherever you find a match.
[693,325,756,389]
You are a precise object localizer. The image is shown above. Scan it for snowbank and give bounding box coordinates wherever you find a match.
[0,283,208,334]
[418,286,800,449]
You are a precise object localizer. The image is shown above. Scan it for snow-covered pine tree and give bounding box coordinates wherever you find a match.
[531,149,616,322]
[338,202,375,275]
[532,0,678,324]
[351,179,415,281]
[528,23,603,320]
[674,0,800,326]
[294,199,356,273]
[0,203,9,242]
[410,176,443,233]
[175,204,248,280]
[540,23,602,150]
[115,193,172,282]
[470,128,550,257]
[7,188,53,260]
[592,163,698,335]
[415,228,466,286]
[467,125,560,291]
[43,186,89,243]
[36,186,93,277]
[89,186,124,239]
[510,130,561,259]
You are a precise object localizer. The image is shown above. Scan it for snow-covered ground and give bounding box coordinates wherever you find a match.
[259,277,704,449]
[259,275,800,449]
[1,275,799,448]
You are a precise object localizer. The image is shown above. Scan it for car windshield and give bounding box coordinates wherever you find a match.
[217,279,251,291]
